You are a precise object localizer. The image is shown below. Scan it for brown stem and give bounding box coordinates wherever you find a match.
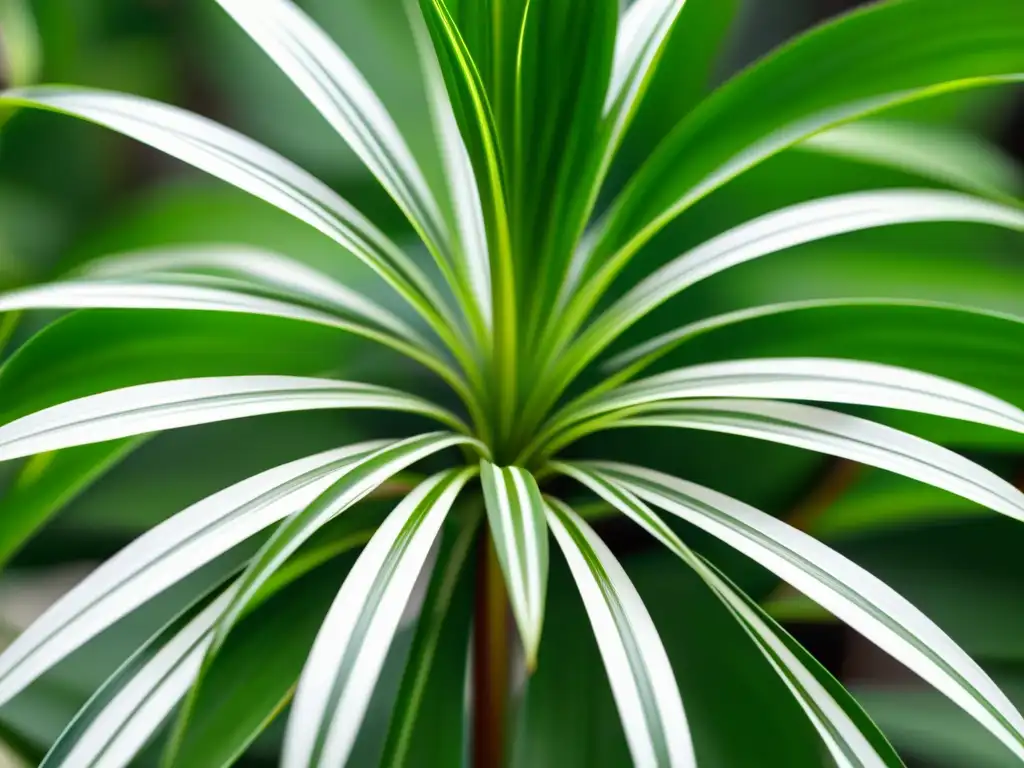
[472,532,509,768]
[786,459,863,533]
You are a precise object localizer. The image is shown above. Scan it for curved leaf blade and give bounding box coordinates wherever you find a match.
[545,498,694,767]
[282,468,473,768]
[213,0,451,264]
[479,461,549,665]
[559,399,1024,523]
[0,375,465,463]
[0,87,459,345]
[575,190,1024,375]
[553,463,902,767]
[596,461,1024,762]
[0,440,385,707]
[595,0,1024,269]
[565,357,1024,438]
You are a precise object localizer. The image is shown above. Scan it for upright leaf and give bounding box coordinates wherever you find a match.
[545,498,694,767]
[479,461,549,665]
[514,0,617,336]
[282,469,474,768]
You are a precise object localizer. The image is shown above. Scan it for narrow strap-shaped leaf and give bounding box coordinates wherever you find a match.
[799,121,1024,200]
[604,298,1024,381]
[213,0,453,274]
[40,585,237,768]
[589,0,1024,289]
[551,463,902,767]
[565,399,1024,524]
[79,245,416,339]
[381,508,479,768]
[417,0,518,439]
[605,0,688,145]
[0,375,466,463]
[479,461,549,665]
[0,277,474,397]
[568,190,1024,384]
[409,3,491,338]
[0,86,468,359]
[282,468,474,768]
[557,357,1024,440]
[207,434,478,654]
[0,439,385,707]
[593,461,1024,762]
[545,497,694,767]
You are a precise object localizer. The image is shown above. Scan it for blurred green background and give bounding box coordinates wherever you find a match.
[0,0,1022,765]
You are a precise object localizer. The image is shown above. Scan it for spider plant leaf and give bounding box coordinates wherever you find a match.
[604,0,689,146]
[552,464,902,767]
[572,189,1024,377]
[590,399,1024,524]
[514,0,617,332]
[620,0,739,159]
[479,461,549,666]
[545,497,695,767]
[0,271,478,395]
[0,87,460,347]
[40,584,239,768]
[592,461,1024,762]
[212,0,452,273]
[800,121,1024,200]
[381,508,479,768]
[0,439,143,570]
[0,375,467,464]
[409,3,491,337]
[605,299,1024,387]
[281,468,474,768]
[78,245,418,341]
[47,535,367,768]
[417,0,517,436]
[0,439,385,707]
[563,357,1024,439]
[442,0,527,150]
[163,550,365,768]
[578,0,1024,317]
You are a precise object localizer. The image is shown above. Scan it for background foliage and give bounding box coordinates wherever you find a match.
[0,0,1022,765]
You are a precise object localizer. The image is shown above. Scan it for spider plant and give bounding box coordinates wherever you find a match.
[0,0,1023,764]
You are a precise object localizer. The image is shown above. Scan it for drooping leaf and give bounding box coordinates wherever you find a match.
[595,461,1024,761]
[0,375,466,464]
[551,399,1024,525]
[281,468,474,768]
[0,440,384,707]
[545,497,694,767]
[382,508,479,768]
[555,463,903,766]
[479,461,549,665]
[0,87,464,351]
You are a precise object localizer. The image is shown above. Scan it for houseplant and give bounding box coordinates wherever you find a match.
[0,0,1023,764]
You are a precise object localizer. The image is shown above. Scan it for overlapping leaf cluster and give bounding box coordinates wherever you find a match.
[0,0,1023,765]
